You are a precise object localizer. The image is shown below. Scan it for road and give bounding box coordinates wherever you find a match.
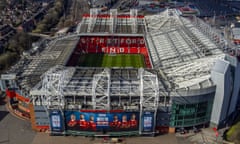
[0,98,225,144]
[28,32,50,39]
[0,99,36,144]
[0,96,177,144]
[31,133,178,144]
[0,98,179,144]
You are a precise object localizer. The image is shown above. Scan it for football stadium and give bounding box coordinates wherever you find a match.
[1,8,240,136]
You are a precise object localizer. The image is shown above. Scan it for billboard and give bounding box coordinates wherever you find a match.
[1,74,16,80]
[49,110,64,133]
[142,112,154,132]
[64,111,139,132]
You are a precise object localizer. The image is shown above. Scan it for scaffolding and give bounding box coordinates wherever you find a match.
[92,68,111,111]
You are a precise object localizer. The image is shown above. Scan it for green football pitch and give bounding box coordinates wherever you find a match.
[77,54,146,68]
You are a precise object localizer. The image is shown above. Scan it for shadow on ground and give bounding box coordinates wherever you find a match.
[0,111,9,121]
[0,97,6,105]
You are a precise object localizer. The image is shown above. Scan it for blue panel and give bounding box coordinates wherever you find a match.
[49,110,64,132]
[142,112,154,132]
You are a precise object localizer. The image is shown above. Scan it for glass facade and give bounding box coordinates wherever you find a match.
[170,100,213,127]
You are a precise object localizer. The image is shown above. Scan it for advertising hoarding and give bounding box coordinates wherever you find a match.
[64,111,139,132]
[142,112,154,132]
[49,110,64,133]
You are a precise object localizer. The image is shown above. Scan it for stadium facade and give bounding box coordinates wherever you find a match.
[1,8,240,136]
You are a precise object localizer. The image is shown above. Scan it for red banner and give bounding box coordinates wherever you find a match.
[6,89,16,98]
[6,89,30,102]
[16,93,30,103]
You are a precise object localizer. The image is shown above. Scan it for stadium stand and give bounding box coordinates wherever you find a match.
[1,8,240,136]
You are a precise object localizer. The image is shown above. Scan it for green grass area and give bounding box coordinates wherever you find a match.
[226,121,240,143]
[77,54,145,68]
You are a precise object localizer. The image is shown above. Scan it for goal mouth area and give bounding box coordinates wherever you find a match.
[108,53,117,56]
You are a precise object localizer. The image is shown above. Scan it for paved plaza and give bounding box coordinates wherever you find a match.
[0,99,231,144]
[31,133,178,144]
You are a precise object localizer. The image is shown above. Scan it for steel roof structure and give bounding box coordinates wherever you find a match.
[144,9,226,90]
[6,9,230,111]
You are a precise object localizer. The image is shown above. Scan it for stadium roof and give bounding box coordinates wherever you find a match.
[7,9,228,99]
[144,9,225,89]
[30,66,160,97]
[13,36,79,92]
[77,9,145,34]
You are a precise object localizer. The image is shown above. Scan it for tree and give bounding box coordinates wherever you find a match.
[33,0,67,33]
[33,23,46,33]
[64,19,73,27]
[0,0,6,11]
[227,121,240,144]
[0,52,18,70]
[7,32,34,54]
[8,38,19,53]
[57,17,65,28]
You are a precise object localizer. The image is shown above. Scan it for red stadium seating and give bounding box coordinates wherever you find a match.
[82,14,144,19]
[67,36,152,68]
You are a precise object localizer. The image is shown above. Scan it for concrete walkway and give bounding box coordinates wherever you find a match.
[0,103,36,144]
[31,133,178,144]
[1,96,232,144]
[176,128,233,144]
